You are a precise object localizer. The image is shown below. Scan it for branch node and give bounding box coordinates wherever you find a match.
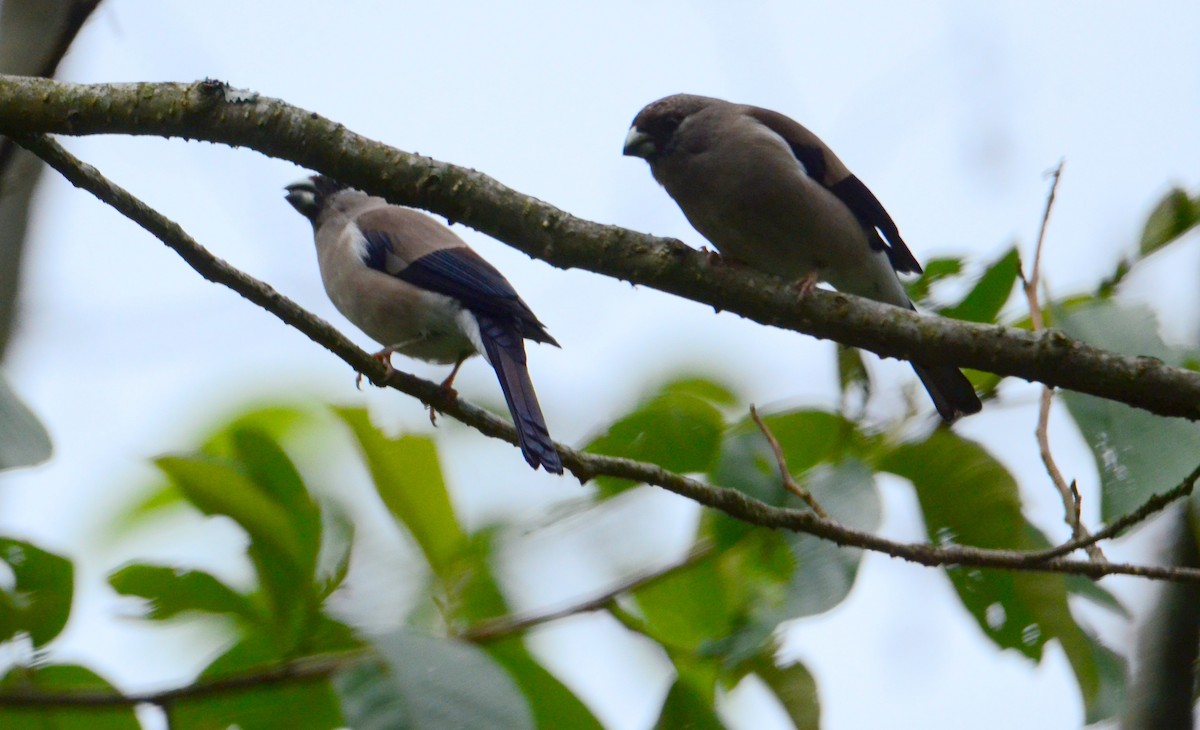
[749,405,830,520]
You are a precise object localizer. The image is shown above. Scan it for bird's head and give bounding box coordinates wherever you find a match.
[622,94,716,162]
[284,174,352,222]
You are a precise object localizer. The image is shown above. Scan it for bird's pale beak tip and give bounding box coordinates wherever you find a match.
[623,127,653,158]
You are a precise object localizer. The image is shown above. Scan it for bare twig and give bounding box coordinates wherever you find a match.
[1,78,1200,419]
[1019,161,1104,560]
[1024,462,1200,562]
[0,649,371,707]
[462,540,715,642]
[749,405,830,519]
[16,132,1200,585]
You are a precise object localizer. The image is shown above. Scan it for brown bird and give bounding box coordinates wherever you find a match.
[624,93,981,421]
[285,174,563,473]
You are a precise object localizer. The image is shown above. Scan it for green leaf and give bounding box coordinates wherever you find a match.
[156,456,306,570]
[1056,301,1200,520]
[751,655,820,730]
[836,343,870,406]
[635,549,734,652]
[0,538,73,647]
[879,430,1112,718]
[231,428,323,582]
[201,404,315,459]
[336,408,465,580]
[1064,574,1129,619]
[779,461,879,617]
[1139,187,1200,257]
[712,462,880,667]
[586,379,733,498]
[110,404,316,534]
[317,501,356,600]
[0,664,139,729]
[1080,635,1127,724]
[0,373,51,471]
[713,410,859,509]
[905,256,964,304]
[436,532,605,730]
[939,245,1020,324]
[108,564,258,624]
[488,639,605,730]
[157,455,309,631]
[340,630,533,730]
[171,633,352,730]
[652,675,725,730]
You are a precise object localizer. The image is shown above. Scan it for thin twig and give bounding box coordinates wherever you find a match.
[749,405,830,519]
[1020,161,1104,560]
[462,540,715,642]
[16,133,1200,585]
[1024,462,1200,562]
[0,649,371,707]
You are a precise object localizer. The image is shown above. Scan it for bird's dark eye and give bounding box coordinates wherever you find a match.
[659,115,681,135]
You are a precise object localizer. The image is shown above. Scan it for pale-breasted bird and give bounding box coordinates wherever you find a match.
[623,93,981,421]
[285,175,563,473]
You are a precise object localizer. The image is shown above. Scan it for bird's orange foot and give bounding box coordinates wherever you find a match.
[792,270,821,298]
[427,358,467,426]
[357,350,396,389]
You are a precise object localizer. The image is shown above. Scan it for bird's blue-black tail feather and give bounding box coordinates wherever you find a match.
[475,313,563,474]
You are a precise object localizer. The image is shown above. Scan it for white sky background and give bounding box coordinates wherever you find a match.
[3,1,1200,728]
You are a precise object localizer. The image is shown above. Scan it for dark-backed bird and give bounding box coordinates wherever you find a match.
[285,174,563,472]
[623,93,981,421]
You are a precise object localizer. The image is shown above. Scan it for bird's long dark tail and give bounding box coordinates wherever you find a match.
[911,363,982,423]
[475,314,563,474]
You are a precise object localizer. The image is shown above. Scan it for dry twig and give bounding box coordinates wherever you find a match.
[749,405,830,519]
[1020,161,1104,560]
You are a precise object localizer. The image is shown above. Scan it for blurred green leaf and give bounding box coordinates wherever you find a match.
[836,343,870,411]
[1139,187,1200,257]
[157,454,309,632]
[586,379,734,498]
[0,538,72,647]
[636,549,733,652]
[0,374,51,471]
[0,664,139,729]
[171,630,353,730]
[712,410,860,511]
[340,630,533,730]
[653,675,725,730]
[713,461,880,668]
[487,639,605,730]
[156,456,305,571]
[879,430,1113,720]
[751,655,820,730]
[940,245,1020,324]
[779,461,879,617]
[111,404,316,535]
[905,256,964,304]
[1056,301,1200,520]
[108,564,258,624]
[437,529,604,729]
[1081,634,1127,724]
[317,501,355,600]
[336,408,466,580]
[232,428,323,583]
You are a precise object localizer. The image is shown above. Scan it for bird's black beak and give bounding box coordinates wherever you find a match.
[622,127,655,159]
[284,180,319,220]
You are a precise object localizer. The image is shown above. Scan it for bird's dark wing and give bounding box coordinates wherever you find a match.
[360,232,558,346]
[747,106,923,274]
